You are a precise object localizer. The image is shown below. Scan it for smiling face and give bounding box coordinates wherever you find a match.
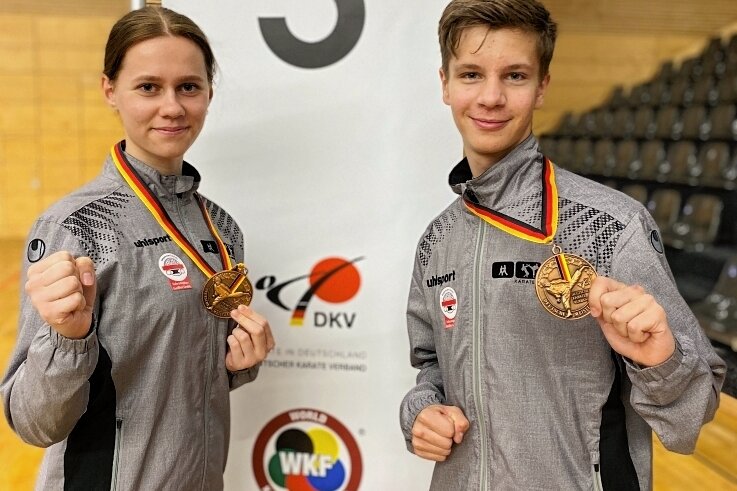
[102,35,212,174]
[441,26,550,177]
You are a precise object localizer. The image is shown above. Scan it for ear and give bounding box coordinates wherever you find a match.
[208,85,214,103]
[101,75,116,109]
[440,68,450,106]
[534,73,550,109]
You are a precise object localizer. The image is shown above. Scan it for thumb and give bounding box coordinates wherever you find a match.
[443,406,470,444]
[76,257,97,311]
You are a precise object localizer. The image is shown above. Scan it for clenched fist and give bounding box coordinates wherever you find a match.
[589,276,675,367]
[25,251,97,339]
[412,404,470,462]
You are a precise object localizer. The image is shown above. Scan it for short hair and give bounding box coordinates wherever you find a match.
[103,6,217,84]
[438,0,557,78]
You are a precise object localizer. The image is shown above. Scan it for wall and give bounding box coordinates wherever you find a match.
[0,3,126,239]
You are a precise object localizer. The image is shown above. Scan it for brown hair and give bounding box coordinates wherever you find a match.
[103,6,216,83]
[439,0,557,78]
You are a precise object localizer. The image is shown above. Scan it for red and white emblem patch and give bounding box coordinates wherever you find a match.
[439,286,458,329]
[158,253,192,291]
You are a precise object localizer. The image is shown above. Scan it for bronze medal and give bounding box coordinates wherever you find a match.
[535,246,597,320]
[202,263,253,318]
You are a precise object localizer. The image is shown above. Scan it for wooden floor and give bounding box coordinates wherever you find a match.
[0,239,736,490]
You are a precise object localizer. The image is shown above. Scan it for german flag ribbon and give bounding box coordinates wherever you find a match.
[462,157,558,244]
[554,252,572,282]
[110,141,232,278]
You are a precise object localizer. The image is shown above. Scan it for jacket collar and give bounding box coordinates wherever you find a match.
[103,143,201,200]
[449,134,543,212]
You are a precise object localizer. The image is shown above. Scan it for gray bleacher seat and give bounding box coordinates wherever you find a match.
[552,138,573,169]
[654,106,680,140]
[611,107,634,138]
[668,77,694,107]
[620,184,648,204]
[632,106,656,139]
[662,194,723,251]
[613,139,639,178]
[592,139,615,176]
[647,189,682,231]
[638,140,666,179]
[680,105,708,140]
[571,138,593,174]
[706,103,737,140]
[659,141,697,183]
[715,73,737,104]
[698,142,731,187]
[692,256,737,343]
[692,76,718,107]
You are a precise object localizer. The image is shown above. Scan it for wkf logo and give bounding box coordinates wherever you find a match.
[256,257,363,329]
[252,408,363,491]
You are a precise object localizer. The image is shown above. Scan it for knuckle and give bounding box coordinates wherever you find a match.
[71,291,85,308]
[58,261,76,277]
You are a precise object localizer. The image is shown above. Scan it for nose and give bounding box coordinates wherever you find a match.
[477,78,506,108]
[159,90,185,118]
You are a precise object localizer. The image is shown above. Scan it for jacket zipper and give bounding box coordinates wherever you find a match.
[201,328,214,489]
[593,464,604,491]
[111,418,122,491]
[173,196,214,490]
[472,223,489,491]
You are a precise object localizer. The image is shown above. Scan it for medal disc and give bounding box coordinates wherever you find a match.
[535,253,597,320]
[202,263,253,318]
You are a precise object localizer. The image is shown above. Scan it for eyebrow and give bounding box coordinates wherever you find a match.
[453,63,483,72]
[504,63,534,71]
[452,63,534,73]
[131,74,207,83]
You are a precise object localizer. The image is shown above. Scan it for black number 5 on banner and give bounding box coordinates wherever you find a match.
[259,0,365,69]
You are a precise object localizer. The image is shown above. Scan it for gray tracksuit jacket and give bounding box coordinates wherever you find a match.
[399,135,726,491]
[1,150,258,490]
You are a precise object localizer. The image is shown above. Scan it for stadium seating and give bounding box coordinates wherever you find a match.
[542,32,737,355]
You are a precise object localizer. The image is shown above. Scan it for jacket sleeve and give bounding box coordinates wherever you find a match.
[611,208,726,454]
[1,219,100,447]
[399,248,446,452]
[227,217,260,391]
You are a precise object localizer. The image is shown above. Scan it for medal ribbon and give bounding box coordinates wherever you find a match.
[554,253,572,282]
[462,157,558,244]
[110,141,232,278]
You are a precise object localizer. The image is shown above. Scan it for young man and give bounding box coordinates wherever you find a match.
[399,1,726,489]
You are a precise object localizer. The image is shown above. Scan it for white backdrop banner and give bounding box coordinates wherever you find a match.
[165,1,460,489]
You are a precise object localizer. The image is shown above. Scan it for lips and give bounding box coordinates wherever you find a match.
[470,116,510,130]
[153,126,188,135]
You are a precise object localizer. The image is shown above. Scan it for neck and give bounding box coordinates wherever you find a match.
[467,151,509,178]
[128,151,183,176]
[148,161,183,176]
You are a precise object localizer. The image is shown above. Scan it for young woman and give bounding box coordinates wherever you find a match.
[1,7,274,490]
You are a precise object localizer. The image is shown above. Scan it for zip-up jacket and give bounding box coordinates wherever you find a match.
[400,135,726,491]
[1,150,258,490]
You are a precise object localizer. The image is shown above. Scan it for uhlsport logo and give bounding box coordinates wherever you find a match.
[256,256,363,328]
[252,408,363,491]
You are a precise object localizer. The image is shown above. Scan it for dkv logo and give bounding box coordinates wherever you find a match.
[256,256,363,328]
[252,408,363,491]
